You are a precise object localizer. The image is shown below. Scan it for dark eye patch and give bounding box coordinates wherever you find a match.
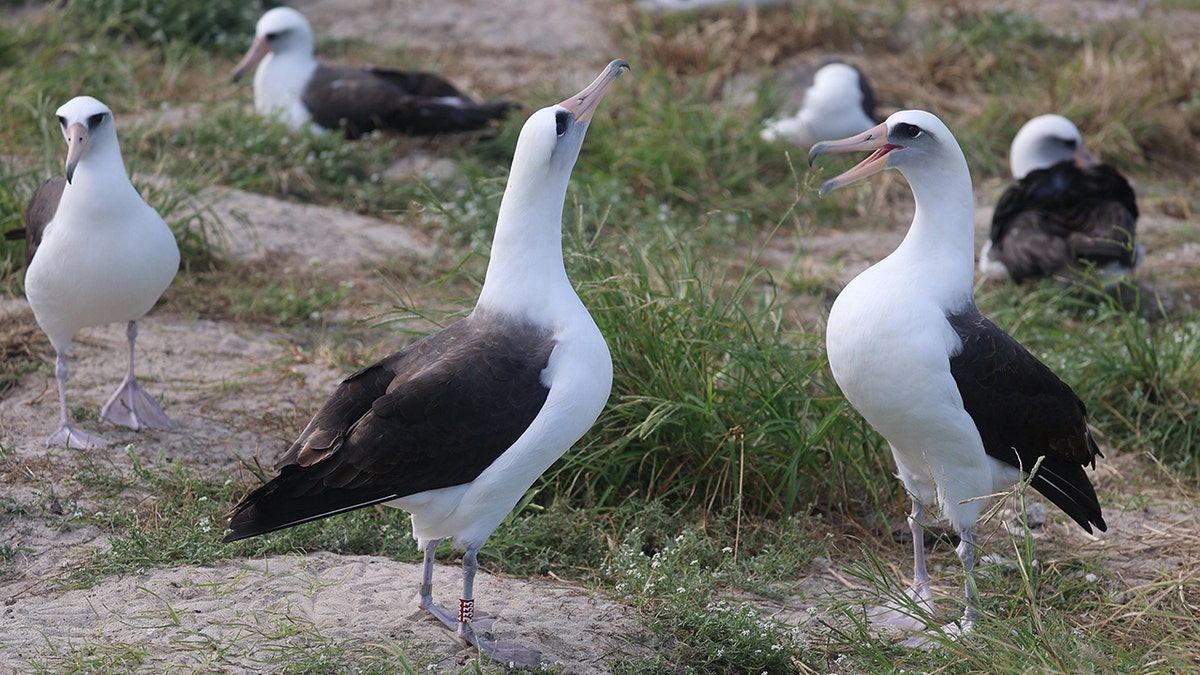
[896,122,922,139]
[555,110,569,136]
[87,113,106,129]
[265,31,281,41]
[57,115,67,128]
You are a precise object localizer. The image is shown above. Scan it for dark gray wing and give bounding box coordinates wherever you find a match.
[6,177,66,265]
[302,64,516,138]
[988,162,1138,282]
[225,314,555,541]
[947,308,1106,533]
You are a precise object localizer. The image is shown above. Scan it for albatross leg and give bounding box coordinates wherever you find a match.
[46,351,111,450]
[953,527,981,629]
[99,321,176,430]
[416,542,539,666]
[457,548,540,666]
[904,526,980,649]
[418,539,459,630]
[870,498,936,632]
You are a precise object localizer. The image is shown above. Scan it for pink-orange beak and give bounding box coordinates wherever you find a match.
[232,35,271,83]
[64,122,89,184]
[808,122,898,197]
[560,59,630,123]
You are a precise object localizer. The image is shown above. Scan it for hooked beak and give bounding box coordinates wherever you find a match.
[808,122,898,197]
[64,122,89,184]
[560,59,630,124]
[232,35,271,83]
[1074,141,1099,168]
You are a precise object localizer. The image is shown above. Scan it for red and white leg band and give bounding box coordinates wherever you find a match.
[458,598,474,623]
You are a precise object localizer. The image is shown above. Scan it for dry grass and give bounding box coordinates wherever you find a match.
[625,0,1200,179]
[0,307,50,399]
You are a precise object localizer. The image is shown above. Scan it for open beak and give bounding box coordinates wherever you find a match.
[64,122,89,184]
[232,35,271,83]
[560,59,630,124]
[1074,141,1099,168]
[808,122,898,197]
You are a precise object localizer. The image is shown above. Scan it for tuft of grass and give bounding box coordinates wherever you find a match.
[549,224,890,520]
[67,451,423,588]
[0,164,41,293]
[602,522,818,674]
[28,642,149,674]
[136,108,471,221]
[63,0,259,54]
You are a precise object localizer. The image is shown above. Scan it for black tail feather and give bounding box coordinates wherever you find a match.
[224,466,400,543]
[1028,463,1107,533]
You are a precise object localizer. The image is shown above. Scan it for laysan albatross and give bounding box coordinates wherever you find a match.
[223,59,629,666]
[760,61,877,148]
[232,7,517,138]
[979,113,1141,284]
[809,110,1106,640]
[6,96,180,450]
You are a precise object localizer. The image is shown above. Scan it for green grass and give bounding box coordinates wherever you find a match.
[65,450,424,589]
[551,223,890,518]
[63,0,259,55]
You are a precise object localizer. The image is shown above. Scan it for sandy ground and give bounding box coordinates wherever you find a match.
[2,0,1199,672]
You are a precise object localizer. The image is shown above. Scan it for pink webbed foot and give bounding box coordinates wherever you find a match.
[419,597,540,667]
[100,376,176,430]
[47,423,112,450]
[868,582,935,633]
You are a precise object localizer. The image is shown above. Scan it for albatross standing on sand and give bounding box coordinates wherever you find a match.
[809,110,1106,640]
[6,96,179,450]
[979,113,1141,284]
[223,60,629,666]
[761,61,877,147]
[232,7,517,138]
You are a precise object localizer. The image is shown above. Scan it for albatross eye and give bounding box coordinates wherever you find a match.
[555,110,569,136]
[896,123,923,139]
[264,31,281,41]
[87,113,106,129]
[57,115,67,129]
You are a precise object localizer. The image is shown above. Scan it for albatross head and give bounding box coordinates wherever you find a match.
[232,7,315,82]
[1009,113,1096,180]
[807,110,966,197]
[480,59,629,316]
[55,96,117,184]
[506,60,630,195]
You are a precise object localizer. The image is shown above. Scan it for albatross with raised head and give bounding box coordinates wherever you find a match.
[6,96,179,450]
[232,7,517,138]
[223,59,629,666]
[979,113,1141,284]
[809,110,1106,641]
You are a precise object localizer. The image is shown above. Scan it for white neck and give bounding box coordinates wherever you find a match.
[58,141,141,217]
[888,155,978,311]
[475,167,575,320]
[254,52,317,121]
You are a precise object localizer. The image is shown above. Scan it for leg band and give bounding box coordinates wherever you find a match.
[458,597,474,623]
